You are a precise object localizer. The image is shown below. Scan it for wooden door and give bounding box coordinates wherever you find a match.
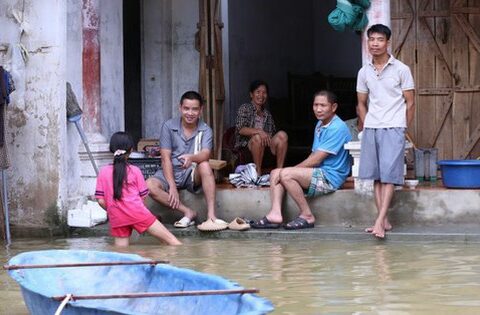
[391,0,480,160]
[198,0,225,159]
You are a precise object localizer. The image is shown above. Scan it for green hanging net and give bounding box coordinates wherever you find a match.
[328,0,371,32]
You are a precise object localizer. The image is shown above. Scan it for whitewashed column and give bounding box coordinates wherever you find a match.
[361,0,391,65]
[78,0,111,196]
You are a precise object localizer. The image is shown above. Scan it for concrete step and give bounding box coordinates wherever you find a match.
[146,181,480,227]
[66,223,480,243]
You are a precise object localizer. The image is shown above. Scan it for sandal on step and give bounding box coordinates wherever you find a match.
[228,217,250,231]
[197,219,228,232]
[251,216,281,229]
[173,216,195,228]
[284,217,314,230]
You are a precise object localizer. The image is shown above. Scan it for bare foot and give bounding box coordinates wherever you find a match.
[384,220,392,231]
[265,213,283,224]
[371,219,386,239]
[365,226,374,233]
[373,230,385,239]
[184,210,197,221]
[299,214,315,225]
[365,218,392,233]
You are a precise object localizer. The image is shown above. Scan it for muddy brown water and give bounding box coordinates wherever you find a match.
[1,237,480,314]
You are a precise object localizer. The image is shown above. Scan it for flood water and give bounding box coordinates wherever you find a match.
[2,236,480,314]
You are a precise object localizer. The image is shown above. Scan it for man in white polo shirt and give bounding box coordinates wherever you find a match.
[357,24,415,239]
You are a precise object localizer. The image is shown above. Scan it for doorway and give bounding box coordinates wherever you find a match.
[123,0,142,145]
[226,0,362,163]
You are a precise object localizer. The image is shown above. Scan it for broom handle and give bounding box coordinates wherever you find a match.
[1,170,10,246]
[74,120,99,175]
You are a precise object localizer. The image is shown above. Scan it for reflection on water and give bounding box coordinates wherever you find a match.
[2,237,480,314]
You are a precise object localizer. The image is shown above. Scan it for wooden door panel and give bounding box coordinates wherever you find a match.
[451,1,471,158]
[391,0,480,160]
[391,0,417,140]
[432,0,454,159]
[416,0,453,159]
[467,1,480,158]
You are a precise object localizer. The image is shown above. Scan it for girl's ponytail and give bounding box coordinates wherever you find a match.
[113,150,128,199]
[109,132,135,200]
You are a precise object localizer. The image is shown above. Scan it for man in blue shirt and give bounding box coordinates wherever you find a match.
[252,90,352,229]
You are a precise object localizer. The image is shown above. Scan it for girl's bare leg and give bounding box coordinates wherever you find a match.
[147,220,182,245]
[114,237,130,247]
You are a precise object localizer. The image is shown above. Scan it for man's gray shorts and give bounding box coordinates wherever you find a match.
[359,127,405,185]
[152,166,202,194]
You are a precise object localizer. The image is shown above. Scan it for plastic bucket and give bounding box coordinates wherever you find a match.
[437,160,480,188]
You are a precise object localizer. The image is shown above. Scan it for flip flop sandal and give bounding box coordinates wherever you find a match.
[251,216,281,229]
[173,216,195,228]
[284,217,314,230]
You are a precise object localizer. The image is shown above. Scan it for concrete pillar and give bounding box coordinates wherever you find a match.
[361,0,391,65]
[78,0,111,196]
[82,0,101,134]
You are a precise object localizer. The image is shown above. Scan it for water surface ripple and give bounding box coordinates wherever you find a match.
[1,237,480,314]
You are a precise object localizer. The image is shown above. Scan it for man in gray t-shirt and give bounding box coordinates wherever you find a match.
[356,24,415,239]
[146,91,227,231]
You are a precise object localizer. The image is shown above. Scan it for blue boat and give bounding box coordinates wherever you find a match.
[6,250,274,315]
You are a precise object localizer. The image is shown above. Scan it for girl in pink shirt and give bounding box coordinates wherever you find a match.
[95,132,181,246]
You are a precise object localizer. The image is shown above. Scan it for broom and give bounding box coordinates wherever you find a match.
[66,82,99,175]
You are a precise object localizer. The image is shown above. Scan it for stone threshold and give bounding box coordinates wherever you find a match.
[61,223,480,243]
[9,223,480,243]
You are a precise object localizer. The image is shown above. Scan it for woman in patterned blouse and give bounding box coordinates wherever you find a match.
[234,80,288,174]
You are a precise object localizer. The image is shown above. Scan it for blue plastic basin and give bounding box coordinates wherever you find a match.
[437,160,480,189]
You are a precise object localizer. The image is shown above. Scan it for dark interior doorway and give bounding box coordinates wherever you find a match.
[123,0,142,146]
[227,0,361,165]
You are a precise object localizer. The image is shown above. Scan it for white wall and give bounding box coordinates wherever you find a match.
[142,0,173,139]
[100,0,125,139]
[65,0,84,208]
[0,0,67,225]
[171,0,199,111]
[142,0,199,139]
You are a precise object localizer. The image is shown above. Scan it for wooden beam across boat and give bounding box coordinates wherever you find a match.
[52,288,260,301]
[3,260,169,270]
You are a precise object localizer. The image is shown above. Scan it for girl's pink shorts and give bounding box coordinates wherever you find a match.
[110,214,156,237]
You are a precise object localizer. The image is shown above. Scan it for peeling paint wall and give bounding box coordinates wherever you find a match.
[0,0,67,226]
[65,0,84,208]
[0,0,123,228]
[65,0,123,205]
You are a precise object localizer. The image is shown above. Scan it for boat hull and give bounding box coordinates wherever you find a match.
[8,250,273,315]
